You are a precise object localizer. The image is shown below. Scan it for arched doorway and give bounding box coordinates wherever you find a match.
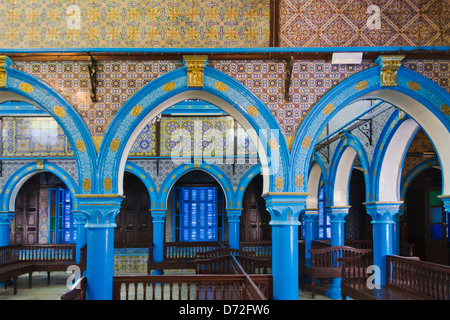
[11,172,75,244]
[405,168,447,264]
[240,174,271,242]
[114,172,152,248]
[170,170,226,243]
[347,168,371,240]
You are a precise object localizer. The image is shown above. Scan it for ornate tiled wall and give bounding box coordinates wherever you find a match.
[2,1,448,49]
[129,123,157,156]
[2,117,73,157]
[280,0,450,47]
[12,59,450,139]
[0,0,270,49]
[160,115,257,157]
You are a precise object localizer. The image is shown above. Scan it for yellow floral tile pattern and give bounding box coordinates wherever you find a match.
[0,0,270,48]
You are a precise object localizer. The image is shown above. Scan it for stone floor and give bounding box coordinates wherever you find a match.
[0,271,332,300]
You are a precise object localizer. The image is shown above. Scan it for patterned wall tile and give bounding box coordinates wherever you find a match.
[2,117,73,157]
[0,0,270,49]
[280,0,450,47]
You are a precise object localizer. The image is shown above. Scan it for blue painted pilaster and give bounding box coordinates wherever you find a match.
[302,209,318,259]
[393,207,405,255]
[325,206,349,299]
[0,212,14,247]
[364,201,402,286]
[263,193,307,300]
[151,210,165,275]
[227,209,242,250]
[76,195,124,300]
[73,212,87,264]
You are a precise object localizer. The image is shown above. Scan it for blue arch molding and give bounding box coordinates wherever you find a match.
[99,65,289,195]
[400,157,440,201]
[327,131,371,205]
[124,161,158,208]
[235,163,262,208]
[0,161,80,213]
[158,162,235,211]
[2,67,96,192]
[370,111,421,202]
[291,66,450,193]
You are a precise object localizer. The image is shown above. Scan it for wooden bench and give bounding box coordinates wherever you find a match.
[340,254,450,300]
[0,244,86,295]
[147,241,226,274]
[299,245,372,298]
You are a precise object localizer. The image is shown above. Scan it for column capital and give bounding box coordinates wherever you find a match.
[262,192,308,226]
[438,194,450,212]
[0,212,14,224]
[364,201,403,222]
[75,194,124,226]
[325,206,350,222]
[302,208,319,223]
[72,211,88,224]
[226,208,242,222]
[150,210,166,223]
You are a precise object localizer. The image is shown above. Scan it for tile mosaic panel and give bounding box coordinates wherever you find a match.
[0,0,270,49]
[159,115,257,158]
[280,0,450,47]
[129,123,157,156]
[2,117,73,157]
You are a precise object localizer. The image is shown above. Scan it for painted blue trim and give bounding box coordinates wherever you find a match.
[0,101,49,116]
[124,161,158,207]
[370,110,402,200]
[99,64,289,195]
[291,65,450,196]
[2,68,96,193]
[0,160,80,213]
[326,131,371,205]
[400,157,440,201]
[158,162,235,211]
[235,163,262,207]
[1,46,448,54]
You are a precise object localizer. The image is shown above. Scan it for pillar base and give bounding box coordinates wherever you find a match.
[325,278,342,300]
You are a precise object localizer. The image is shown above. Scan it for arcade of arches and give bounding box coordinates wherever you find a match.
[0,1,449,302]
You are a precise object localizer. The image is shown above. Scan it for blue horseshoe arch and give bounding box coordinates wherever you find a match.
[98,63,290,197]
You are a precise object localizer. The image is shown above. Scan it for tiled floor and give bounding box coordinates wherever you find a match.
[0,272,332,300]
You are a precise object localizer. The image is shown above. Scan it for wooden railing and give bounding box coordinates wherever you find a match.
[240,241,272,257]
[112,274,271,300]
[0,243,76,264]
[196,255,271,275]
[18,244,76,262]
[387,255,450,300]
[115,250,272,300]
[157,241,226,261]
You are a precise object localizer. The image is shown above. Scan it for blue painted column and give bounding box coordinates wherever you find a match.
[150,210,165,275]
[325,206,349,299]
[73,212,87,264]
[76,195,124,300]
[227,209,242,250]
[302,209,318,259]
[0,212,14,246]
[263,193,307,300]
[364,201,402,286]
